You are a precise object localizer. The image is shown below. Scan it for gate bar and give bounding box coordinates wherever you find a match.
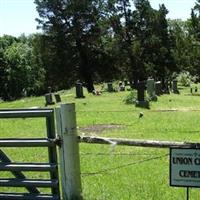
[0,150,39,194]
[0,139,55,147]
[0,109,53,118]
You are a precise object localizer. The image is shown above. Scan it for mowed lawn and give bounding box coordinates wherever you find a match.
[1,84,200,199]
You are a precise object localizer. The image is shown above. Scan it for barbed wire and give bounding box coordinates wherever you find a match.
[81,153,168,177]
[77,109,200,113]
[80,152,162,156]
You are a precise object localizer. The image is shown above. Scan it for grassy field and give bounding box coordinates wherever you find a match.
[1,84,200,199]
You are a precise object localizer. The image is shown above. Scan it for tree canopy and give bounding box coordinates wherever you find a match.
[0,0,200,100]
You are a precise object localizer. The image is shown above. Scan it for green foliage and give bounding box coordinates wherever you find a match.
[123,90,137,104]
[177,71,192,86]
[0,36,45,100]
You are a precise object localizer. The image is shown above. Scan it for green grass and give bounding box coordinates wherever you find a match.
[1,84,200,199]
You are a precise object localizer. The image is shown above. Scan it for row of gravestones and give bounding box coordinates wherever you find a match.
[146,79,179,100]
[75,81,127,98]
[45,82,85,106]
[44,87,62,106]
[45,79,180,106]
[75,79,180,99]
[45,93,62,106]
[136,79,180,108]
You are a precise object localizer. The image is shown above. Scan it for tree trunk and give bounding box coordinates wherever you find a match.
[76,40,95,93]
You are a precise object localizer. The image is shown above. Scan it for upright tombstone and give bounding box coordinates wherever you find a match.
[45,93,55,106]
[54,93,62,103]
[135,81,149,108]
[124,80,129,86]
[76,81,85,98]
[163,80,170,94]
[155,81,162,96]
[107,82,114,92]
[119,81,125,91]
[172,80,179,94]
[146,79,157,101]
[45,86,55,106]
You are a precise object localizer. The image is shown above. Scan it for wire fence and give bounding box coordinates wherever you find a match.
[81,153,169,177]
[77,109,200,113]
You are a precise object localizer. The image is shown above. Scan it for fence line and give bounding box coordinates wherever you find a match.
[80,152,161,156]
[77,109,200,113]
[81,153,168,177]
[78,136,199,148]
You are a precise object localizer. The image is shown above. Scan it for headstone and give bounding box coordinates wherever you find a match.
[76,82,85,98]
[195,87,198,93]
[169,81,172,90]
[172,80,179,94]
[155,81,162,96]
[119,82,125,91]
[190,88,193,94]
[54,94,61,103]
[124,80,129,86]
[146,79,157,101]
[45,93,55,106]
[107,82,114,92]
[22,88,27,97]
[135,81,149,108]
[163,80,170,94]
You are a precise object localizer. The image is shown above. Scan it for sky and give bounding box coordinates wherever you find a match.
[0,0,197,37]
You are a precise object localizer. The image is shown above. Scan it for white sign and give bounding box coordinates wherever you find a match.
[170,148,200,187]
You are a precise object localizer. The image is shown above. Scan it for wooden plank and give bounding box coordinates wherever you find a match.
[0,163,57,172]
[0,179,58,188]
[0,193,59,200]
[78,136,198,148]
[56,104,82,200]
[0,139,55,147]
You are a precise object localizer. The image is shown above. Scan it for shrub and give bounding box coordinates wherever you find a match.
[123,90,137,104]
[177,71,192,87]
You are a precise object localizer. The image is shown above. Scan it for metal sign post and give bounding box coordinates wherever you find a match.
[170,148,200,200]
[187,187,189,200]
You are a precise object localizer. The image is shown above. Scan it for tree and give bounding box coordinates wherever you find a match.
[191,0,200,40]
[0,35,18,100]
[35,0,109,92]
[108,0,139,86]
[4,41,45,100]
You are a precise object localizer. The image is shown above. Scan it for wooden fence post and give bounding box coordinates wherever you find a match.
[56,103,82,200]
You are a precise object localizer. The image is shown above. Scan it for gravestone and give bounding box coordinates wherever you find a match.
[124,80,129,86]
[135,81,149,108]
[54,94,61,103]
[76,82,85,98]
[107,82,114,92]
[146,79,157,101]
[172,80,179,94]
[119,82,125,91]
[163,80,170,94]
[45,93,55,106]
[155,81,162,96]
[195,87,198,93]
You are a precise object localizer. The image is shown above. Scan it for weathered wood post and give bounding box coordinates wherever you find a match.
[56,103,82,200]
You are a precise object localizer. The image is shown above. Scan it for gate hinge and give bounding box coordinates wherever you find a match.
[54,136,62,147]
